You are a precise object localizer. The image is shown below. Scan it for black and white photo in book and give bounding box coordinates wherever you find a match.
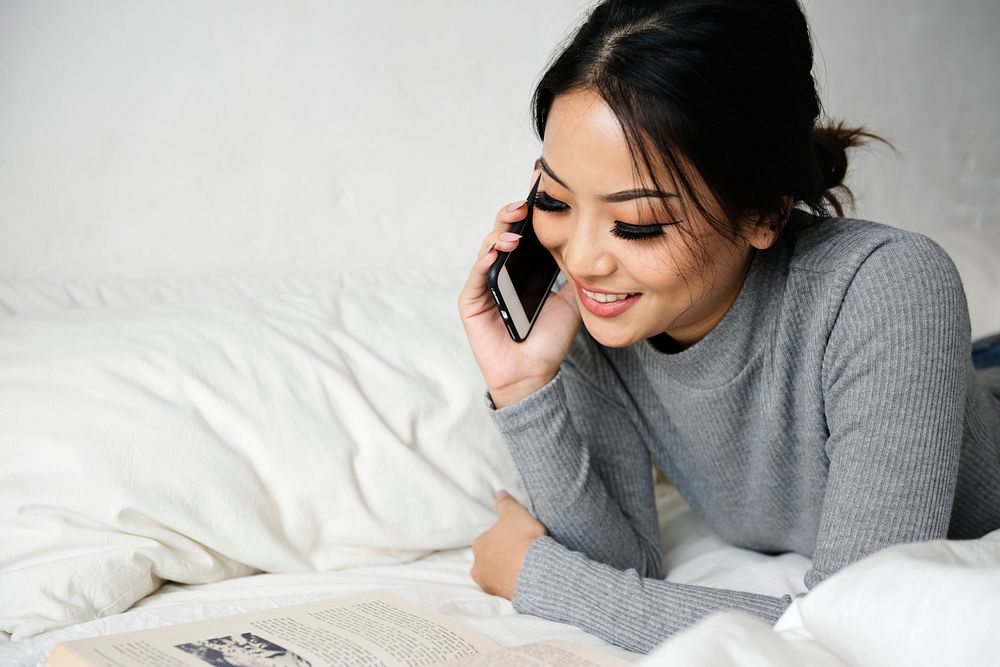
[176,633,313,667]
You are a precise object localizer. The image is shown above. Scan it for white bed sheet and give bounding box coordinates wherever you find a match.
[0,482,813,667]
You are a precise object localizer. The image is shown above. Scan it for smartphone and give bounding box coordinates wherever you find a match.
[486,174,562,342]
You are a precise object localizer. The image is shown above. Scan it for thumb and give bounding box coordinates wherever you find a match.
[494,489,518,512]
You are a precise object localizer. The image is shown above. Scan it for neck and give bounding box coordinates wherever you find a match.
[657,248,756,351]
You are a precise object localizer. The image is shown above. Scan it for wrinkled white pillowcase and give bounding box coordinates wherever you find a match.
[0,275,525,640]
[639,528,1000,667]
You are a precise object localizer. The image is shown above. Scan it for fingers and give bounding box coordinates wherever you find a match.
[475,201,526,268]
[478,230,522,262]
[461,231,523,306]
[459,165,541,311]
[493,199,528,233]
[486,162,541,238]
[470,201,526,269]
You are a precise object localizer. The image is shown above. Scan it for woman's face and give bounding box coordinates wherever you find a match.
[534,87,775,349]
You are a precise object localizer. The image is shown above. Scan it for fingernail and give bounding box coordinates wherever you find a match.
[495,489,510,501]
[507,200,526,212]
[499,232,522,242]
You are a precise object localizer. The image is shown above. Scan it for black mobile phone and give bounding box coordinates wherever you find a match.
[486,174,562,342]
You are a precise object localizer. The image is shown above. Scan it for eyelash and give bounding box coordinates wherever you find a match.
[533,191,679,241]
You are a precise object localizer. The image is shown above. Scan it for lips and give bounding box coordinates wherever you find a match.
[573,279,642,318]
[580,287,638,303]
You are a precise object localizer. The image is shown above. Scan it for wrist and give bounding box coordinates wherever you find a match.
[488,374,555,409]
[509,534,543,601]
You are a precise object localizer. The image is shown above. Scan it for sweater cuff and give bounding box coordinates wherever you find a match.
[512,535,795,653]
[485,369,566,433]
[512,535,566,616]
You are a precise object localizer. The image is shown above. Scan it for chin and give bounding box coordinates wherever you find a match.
[582,319,641,349]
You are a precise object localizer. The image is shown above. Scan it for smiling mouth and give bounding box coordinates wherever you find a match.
[573,281,643,318]
[580,287,640,303]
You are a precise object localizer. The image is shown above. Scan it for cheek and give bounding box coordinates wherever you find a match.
[532,213,563,254]
[631,252,680,290]
[633,234,702,283]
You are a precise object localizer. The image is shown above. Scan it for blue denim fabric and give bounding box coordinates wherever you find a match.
[971,332,1000,370]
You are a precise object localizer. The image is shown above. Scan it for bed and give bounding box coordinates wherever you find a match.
[2,225,999,667]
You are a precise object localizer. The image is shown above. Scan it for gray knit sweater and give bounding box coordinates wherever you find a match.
[485,210,1000,654]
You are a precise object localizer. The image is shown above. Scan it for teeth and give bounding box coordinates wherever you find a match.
[582,288,634,303]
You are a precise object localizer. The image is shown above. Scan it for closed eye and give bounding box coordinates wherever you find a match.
[533,191,569,213]
[611,222,670,241]
[534,191,681,241]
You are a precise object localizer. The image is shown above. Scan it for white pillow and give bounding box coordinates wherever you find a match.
[791,527,1000,667]
[0,274,525,640]
[638,528,1000,666]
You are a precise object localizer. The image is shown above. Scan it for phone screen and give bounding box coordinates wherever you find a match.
[503,206,559,324]
[487,174,561,341]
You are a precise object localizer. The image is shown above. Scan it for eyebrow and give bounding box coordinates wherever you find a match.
[538,156,678,203]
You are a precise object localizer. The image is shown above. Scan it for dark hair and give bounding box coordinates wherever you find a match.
[530,0,895,248]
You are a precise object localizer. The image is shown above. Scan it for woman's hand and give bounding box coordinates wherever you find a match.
[470,491,549,600]
[457,165,582,408]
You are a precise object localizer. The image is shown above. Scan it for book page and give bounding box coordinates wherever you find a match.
[49,591,499,667]
[438,640,630,667]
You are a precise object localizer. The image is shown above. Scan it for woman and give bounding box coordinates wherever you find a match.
[457,0,1000,655]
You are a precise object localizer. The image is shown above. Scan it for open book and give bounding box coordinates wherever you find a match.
[48,590,630,667]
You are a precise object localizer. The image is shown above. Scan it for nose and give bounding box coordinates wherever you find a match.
[561,215,616,280]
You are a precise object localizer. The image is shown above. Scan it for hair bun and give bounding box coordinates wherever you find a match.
[811,124,851,191]
[812,121,892,191]
[809,121,895,217]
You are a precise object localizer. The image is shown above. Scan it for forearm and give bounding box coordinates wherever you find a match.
[487,370,660,577]
[514,537,794,654]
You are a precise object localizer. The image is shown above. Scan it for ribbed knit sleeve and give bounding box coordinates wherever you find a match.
[486,350,662,578]
[485,332,794,654]
[513,536,793,654]
[809,234,970,588]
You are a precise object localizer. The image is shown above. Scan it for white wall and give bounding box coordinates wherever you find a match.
[803,0,1000,232]
[1,0,997,280]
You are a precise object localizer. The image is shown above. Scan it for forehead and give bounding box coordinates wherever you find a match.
[543,88,673,194]
[542,88,686,196]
